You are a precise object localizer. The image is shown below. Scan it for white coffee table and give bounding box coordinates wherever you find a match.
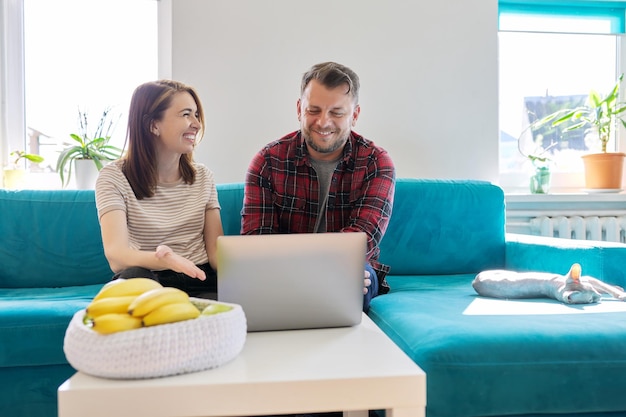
[58,314,425,417]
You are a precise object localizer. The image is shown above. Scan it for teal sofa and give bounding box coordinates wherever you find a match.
[1,179,626,417]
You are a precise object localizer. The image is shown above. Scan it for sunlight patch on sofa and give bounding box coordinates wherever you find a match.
[463,297,626,315]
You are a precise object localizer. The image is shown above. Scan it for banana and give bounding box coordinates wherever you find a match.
[93,278,163,301]
[142,301,201,327]
[88,313,143,334]
[86,295,138,318]
[128,287,190,317]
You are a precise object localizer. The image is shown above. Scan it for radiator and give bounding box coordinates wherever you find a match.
[530,216,626,243]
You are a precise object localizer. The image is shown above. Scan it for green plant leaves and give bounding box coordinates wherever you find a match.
[10,150,44,165]
[526,74,626,155]
[56,108,123,187]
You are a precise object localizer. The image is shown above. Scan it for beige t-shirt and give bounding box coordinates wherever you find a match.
[95,160,221,266]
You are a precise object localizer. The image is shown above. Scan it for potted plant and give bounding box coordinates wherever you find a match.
[532,74,626,190]
[517,131,557,194]
[57,108,124,189]
[3,150,44,189]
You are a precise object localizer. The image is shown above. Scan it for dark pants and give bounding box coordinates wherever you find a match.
[363,263,379,313]
[112,263,217,299]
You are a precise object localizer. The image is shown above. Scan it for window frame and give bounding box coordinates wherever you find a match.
[0,0,159,188]
[0,0,26,169]
[498,1,626,193]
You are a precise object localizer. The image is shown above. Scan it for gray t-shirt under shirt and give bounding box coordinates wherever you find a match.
[309,157,340,233]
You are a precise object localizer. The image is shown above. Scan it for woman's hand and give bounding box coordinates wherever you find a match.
[155,245,206,280]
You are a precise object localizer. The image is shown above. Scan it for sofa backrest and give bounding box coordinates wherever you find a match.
[378,179,506,275]
[216,183,245,236]
[215,179,507,276]
[0,179,505,288]
[0,185,247,289]
[0,189,112,288]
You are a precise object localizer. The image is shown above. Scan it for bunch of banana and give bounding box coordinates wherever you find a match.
[84,278,163,334]
[83,278,205,334]
[127,287,200,326]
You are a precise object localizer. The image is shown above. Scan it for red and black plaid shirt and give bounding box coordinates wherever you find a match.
[241,130,395,281]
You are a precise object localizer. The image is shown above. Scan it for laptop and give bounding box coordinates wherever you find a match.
[217,232,366,332]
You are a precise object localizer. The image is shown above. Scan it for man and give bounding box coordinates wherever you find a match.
[241,61,396,312]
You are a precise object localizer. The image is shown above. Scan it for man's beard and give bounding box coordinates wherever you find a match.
[303,131,348,155]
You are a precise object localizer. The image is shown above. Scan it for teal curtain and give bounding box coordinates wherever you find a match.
[499,0,626,33]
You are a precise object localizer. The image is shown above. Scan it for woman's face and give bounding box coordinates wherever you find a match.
[152,91,201,155]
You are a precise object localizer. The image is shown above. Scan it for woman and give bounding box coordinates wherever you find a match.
[95,80,223,298]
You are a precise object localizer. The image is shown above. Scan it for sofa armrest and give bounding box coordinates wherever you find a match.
[505,232,626,288]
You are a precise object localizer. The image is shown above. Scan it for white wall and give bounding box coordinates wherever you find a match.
[160,0,499,185]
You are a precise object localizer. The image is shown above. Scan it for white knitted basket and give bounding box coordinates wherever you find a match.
[63,298,247,379]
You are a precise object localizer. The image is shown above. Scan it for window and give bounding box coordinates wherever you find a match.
[1,0,157,188]
[498,2,626,192]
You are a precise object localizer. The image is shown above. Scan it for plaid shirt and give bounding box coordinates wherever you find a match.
[241,130,395,284]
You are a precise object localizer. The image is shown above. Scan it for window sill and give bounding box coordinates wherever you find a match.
[2,171,65,190]
[505,190,626,208]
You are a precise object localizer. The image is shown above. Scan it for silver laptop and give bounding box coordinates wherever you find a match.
[217,232,366,332]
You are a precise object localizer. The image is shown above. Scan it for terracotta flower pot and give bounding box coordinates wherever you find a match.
[581,152,625,189]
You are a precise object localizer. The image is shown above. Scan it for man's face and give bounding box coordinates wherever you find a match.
[297,79,360,161]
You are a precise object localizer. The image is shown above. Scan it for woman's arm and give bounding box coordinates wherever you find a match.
[204,208,224,270]
[100,209,206,279]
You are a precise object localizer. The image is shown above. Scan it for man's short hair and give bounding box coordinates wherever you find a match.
[301,62,360,104]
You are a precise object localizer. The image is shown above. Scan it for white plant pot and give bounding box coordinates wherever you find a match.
[3,168,25,189]
[73,159,101,190]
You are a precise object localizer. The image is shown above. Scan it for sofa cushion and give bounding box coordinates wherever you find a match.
[369,274,626,417]
[0,284,102,368]
[379,179,506,276]
[0,190,112,288]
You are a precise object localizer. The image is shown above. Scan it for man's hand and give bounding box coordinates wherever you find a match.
[155,245,206,281]
[364,270,372,295]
